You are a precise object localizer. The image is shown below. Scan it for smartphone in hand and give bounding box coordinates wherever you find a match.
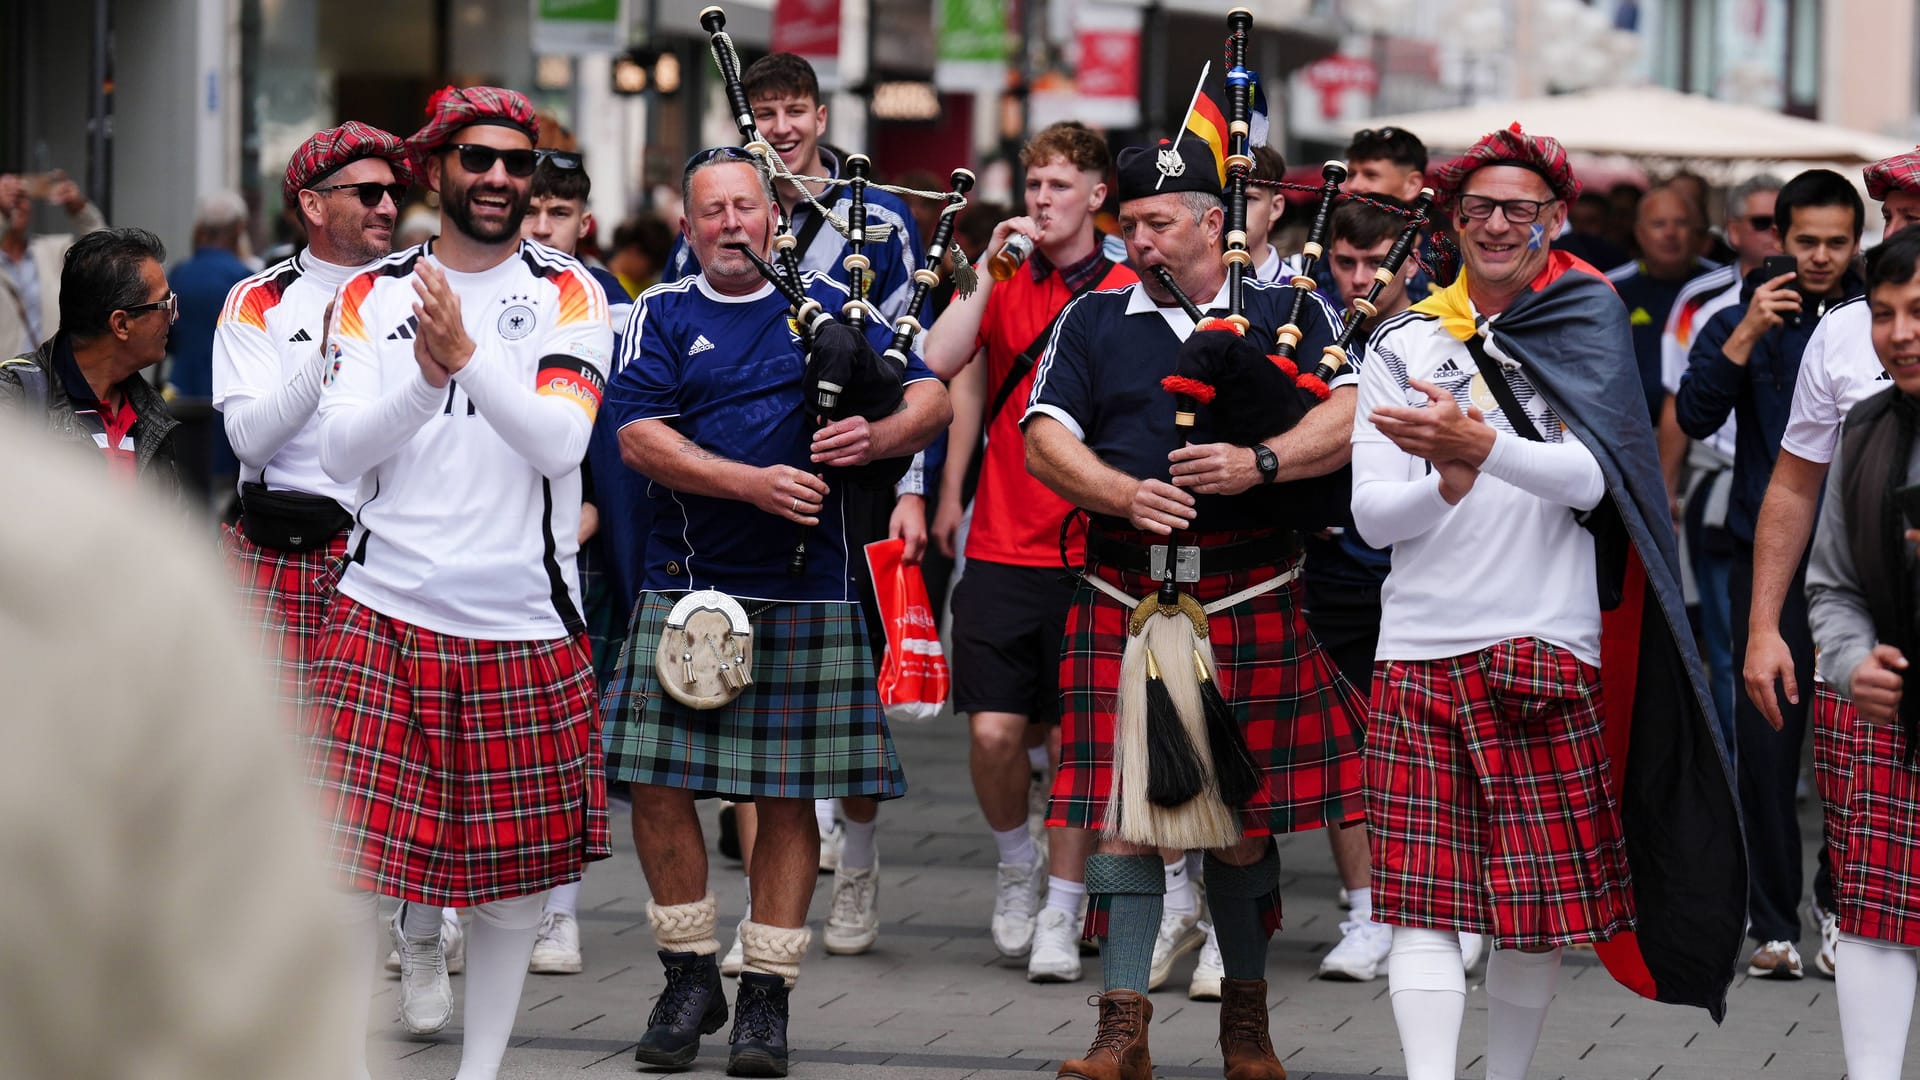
[1761,254,1800,326]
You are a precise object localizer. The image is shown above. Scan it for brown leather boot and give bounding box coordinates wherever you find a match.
[1056,990,1153,1080]
[1219,977,1286,1080]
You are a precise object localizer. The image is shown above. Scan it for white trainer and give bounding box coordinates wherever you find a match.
[1814,902,1839,978]
[1319,919,1394,981]
[1188,921,1224,1001]
[991,851,1047,958]
[389,904,453,1034]
[385,907,464,975]
[1028,907,1084,982]
[1459,931,1486,974]
[1147,906,1206,991]
[818,820,844,873]
[823,863,880,955]
[529,911,583,974]
[720,907,749,977]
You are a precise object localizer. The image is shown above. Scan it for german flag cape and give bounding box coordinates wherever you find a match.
[1426,251,1747,1020]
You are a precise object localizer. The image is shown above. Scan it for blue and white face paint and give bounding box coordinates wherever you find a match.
[1528,222,1546,250]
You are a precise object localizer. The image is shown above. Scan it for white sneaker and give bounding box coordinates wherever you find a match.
[1028,906,1084,982]
[1188,921,1224,1001]
[1459,931,1486,974]
[388,904,453,1034]
[384,907,464,975]
[720,926,746,977]
[1147,905,1206,990]
[991,851,1047,958]
[529,911,583,974]
[818,821,844,873]
[824,863,880,955]
[1319,919,1394,981]
[1814,903,1839,978]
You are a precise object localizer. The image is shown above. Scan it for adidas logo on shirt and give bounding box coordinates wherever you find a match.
[1435,358,1463,375]
[1878,369,1894,381]
[386,315,419,341]
[289,328,313,343]
[689,334,716,355]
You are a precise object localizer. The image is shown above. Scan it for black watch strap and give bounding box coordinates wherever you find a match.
[1253,444,1279,484]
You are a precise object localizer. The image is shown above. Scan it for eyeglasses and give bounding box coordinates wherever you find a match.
[124,292,178,324]
[536,149,583,171]
[683,145,758,176]
[1745,214,1775,232]
[1456,194,1557,225]
[310,181,408,208]
[446,144,538,178]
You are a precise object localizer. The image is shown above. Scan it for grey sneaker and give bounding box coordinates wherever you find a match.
[823,863,880,955]
[388,903,453,1034]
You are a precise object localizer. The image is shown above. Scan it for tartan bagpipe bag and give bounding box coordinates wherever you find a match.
[865,538,951,724]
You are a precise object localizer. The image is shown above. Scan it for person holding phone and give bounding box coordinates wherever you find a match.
[1674,168,1867,981]
[0,169,107,358]
[1805,225,1920,1079]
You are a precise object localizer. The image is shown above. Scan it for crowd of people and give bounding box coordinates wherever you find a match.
[8,43,1920,1080]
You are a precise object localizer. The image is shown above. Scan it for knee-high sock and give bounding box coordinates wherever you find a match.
[1085,853,1164,993]
[1837,931,1920,1080]
[546,880,582,917]
[335,891,381,1080]
[1485,947,1562,1080]
[453,891,548,1080]
[1204,844,1281,981]
[1387,927,1467,1080]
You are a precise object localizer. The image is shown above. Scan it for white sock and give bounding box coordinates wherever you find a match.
[1838,931,1920,1080]
[993,824,1037,868]
[336,891,380,1080]
[1163,859,1196,917]
[815,798,838,834]
[545,880,581,918]
[1028,745,1050,771]
[1348,886,1374,925]
[453,892,547,1080]
[1045,875,1086,917]
[1387,927,1467,1080]
[840,815,878,871]
[1485,947,1562,1080]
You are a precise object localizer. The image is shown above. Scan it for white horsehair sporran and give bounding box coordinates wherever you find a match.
[657,590,755,709]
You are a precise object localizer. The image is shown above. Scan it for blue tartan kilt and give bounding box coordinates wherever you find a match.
[602,591,907,801]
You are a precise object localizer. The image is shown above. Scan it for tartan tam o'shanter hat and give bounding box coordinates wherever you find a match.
[405,85,541,175]
[1428,122,1581,206]
[1864,147,1920,201]
[283,122,416,205]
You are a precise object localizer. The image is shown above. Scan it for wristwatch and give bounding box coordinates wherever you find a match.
[1252,444,1279,484]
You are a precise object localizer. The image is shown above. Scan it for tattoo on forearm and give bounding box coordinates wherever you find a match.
[676,437,735,464]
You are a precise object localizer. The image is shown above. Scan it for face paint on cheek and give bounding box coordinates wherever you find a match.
[1529,223,1546,250]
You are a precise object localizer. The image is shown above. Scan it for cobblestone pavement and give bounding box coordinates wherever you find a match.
[369,714,1864,1079]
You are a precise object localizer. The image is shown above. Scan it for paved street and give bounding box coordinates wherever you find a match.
[369,714,1864,1079]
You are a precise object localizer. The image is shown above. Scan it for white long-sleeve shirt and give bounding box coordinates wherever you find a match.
[317,239,611,640]
[1352,309,1606,664]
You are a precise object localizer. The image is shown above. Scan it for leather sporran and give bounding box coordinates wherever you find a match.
[655,590,755,709]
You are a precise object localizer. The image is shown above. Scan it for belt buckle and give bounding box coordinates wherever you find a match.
[1148,544,1201,583]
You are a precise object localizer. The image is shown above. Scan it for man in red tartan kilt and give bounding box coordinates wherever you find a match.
[309,86,614,1080]
[1024,135,1368,1080]
[213,121,414,778]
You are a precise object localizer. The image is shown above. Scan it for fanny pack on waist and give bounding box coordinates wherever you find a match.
[239,481,352,553]
[1083,529,1301,578]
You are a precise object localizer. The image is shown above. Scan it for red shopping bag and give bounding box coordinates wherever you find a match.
[864,538,951,723]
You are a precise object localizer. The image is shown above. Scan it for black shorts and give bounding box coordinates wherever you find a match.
[950,560,1078,724]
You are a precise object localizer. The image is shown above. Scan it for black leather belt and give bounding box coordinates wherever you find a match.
[1084,529,1301,577]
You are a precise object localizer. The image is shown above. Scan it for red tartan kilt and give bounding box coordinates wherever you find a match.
[1365,639,1635,949]
[219,523,348,733]
[1048,529,1367,839]
[311,596,611,907]
[1811,682,1855,871]
[1835,708,1920,946]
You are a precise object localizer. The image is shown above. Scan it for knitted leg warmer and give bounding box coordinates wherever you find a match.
[648,893,721,956]
[739,919,812,987]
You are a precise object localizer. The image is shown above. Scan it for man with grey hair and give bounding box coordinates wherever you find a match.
[1657,173,1784,740]
[1608,183,1722,425]
[168,190,258,503]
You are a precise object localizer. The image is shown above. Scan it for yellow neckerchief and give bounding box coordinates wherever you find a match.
[1410,266,1477,343]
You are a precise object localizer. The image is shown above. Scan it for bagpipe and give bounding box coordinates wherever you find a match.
[700,6,976,574]
[1100,8,1438,850]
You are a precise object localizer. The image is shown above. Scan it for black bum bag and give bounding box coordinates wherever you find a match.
[239,482,353,552]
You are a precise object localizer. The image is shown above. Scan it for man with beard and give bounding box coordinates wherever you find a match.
[312,86,613,1080]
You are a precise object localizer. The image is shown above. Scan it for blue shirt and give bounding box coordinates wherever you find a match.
[1675,270,1864,543]
[167,247,255,399]
[1026,276,1350,533]
[581,266,646,608]
[609,271,937,601]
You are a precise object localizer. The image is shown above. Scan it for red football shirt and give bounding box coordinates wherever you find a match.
[968,254,1137,566]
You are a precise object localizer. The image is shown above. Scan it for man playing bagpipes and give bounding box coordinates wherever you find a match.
[601,148,949,1075]
[1024,132,1367,1080]
[1350,124,1744,1079]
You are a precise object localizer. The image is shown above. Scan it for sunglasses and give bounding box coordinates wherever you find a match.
[446,143,538,178]
[683,145,758,176]
[124,291,178,324]
[536,149,583,171]
[310,181,409,208]
[1352,127,1403,142]
[1746,214,1774,231]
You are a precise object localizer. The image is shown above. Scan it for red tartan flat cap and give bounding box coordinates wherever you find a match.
[283,122,416,205]
[406,85,540,175]
[1429,122,1581,206]
[1864,147,1920,201]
